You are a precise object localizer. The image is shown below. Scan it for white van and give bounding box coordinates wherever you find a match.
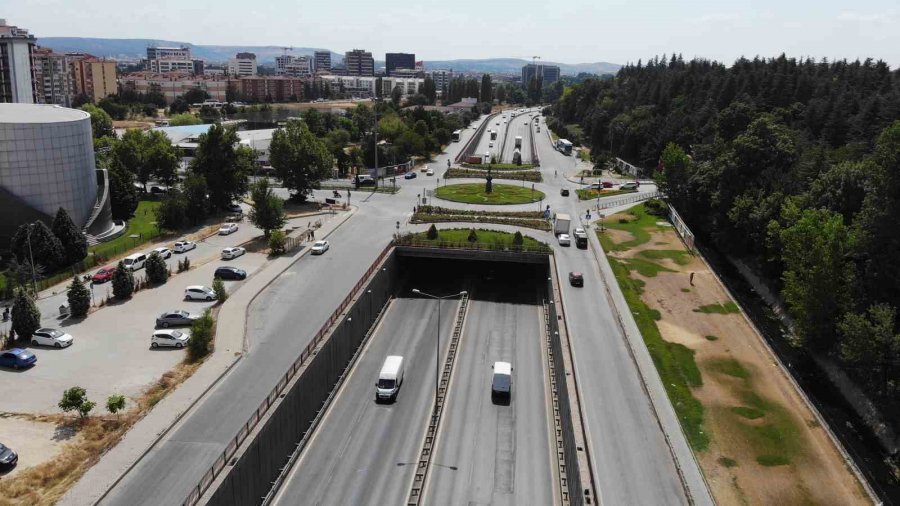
[491,361,512,401]
[375,355,404,402]
[122,253,147,271]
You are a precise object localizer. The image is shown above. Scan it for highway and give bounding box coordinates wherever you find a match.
[501,111,535,165]
[271,297,460,506]
[424,299,557,506]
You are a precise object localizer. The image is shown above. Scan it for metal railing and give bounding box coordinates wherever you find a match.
[455,112,499,164]
[544,299,571,505]
[596,191,659,210]
[393,238,552,255]
[183,244,394,506]
[407,294,470,505]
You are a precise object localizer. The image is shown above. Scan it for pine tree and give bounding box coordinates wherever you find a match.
[11,287,41,339]
[52,207,88,267]
[145,252,169,284]
[67,276,91,318]
[10,221,64,271]
[111,261,135,299]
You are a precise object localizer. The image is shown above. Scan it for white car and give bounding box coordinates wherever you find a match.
[151,329,190,349]
[221,247,246,260]
[152,247,172,259]
[558,234,571,246]
[174,240,197,253]
[218,223,239,235]
[30,328,74,348]
[185,285,216,301]
[620,181,640,190]
[574,227,586,237]
[426,168,434,176]
[311,240,330,255]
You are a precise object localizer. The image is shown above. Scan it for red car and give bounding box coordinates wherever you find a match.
[92,266,115,283]
[601,181,614,188]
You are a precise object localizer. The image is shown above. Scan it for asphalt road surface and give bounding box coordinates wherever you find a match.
[424,299,557,506]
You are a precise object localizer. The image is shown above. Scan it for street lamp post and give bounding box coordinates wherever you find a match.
[412,288,467,421]
[26,224,37,294]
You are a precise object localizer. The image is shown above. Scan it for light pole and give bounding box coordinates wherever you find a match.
[26,224,37,294]
[412,288,467,421]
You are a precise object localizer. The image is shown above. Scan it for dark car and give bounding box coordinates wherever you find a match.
[602,181,614,188]
[0,442,18,469]
[0,348,36,369]
[156,310,199,328]
[214,266,247,280]
[355,175,376,186]
[404,172,417,180]
[568,272,584,287]
[560,188,569,196]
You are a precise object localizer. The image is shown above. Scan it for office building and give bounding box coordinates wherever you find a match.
[344,49,374,76]
[385,52,415,76]
[314,50,331,72]
[227,52,257,77]
[0,19,37,103]
[192,59,205,75]
[380,77,424,97]
[429,69,453,94]
[147,46,191,60]
[69,54,117,103]
[144,45,201,75]
[31,47,71,106]
[275,55,311,77]
[521,63,561,85]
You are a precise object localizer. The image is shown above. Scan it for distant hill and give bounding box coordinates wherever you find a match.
[35,37,621,75]
[35,37,342,64]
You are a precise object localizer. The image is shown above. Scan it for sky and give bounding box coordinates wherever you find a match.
[3,0,898,67]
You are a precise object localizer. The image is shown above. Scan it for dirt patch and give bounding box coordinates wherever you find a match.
[0,414,74,480]
[600,207,868,505]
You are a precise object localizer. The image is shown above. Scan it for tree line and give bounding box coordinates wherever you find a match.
[551,55,900,419]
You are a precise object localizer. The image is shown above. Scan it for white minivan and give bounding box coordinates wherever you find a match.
[491,361,512,403]
[122,253,147,271]
[375,355,404,402]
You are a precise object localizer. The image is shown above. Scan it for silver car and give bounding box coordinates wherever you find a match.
[156,310,198,328]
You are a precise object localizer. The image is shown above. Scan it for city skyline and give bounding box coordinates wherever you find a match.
[4,0,899,67]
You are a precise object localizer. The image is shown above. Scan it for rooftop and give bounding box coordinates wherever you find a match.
[0,104,90,124]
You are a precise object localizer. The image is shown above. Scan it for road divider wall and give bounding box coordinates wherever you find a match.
[455,112,499,164]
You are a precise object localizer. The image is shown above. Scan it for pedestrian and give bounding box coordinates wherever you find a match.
[311,229,315,240]
[689,272,695,286]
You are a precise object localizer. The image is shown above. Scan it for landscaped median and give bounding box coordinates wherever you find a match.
[395,227,551,254]
[445,168,542,182]
[461,162,538,170]
[410,205,551,231]
[596,202,869,504]
[576,188,637,200]
[434,183,545,205]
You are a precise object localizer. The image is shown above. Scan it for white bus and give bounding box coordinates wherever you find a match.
[451,130,462,142]
[556,139,573,155]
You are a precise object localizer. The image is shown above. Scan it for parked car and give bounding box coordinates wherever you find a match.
[150,186,167,194]
[122,253,147,271]
[221,247,246,260]
[311,240,330,255]
[560,188,569,196]
[214,266,247,280]
[569,272,584,287]
[426,168,434,176]
[30,328,74,348]
[92,265,116,283]
[404,172,417,180]
[174,240,197,253]
[0,442,18,469]
[156,310,198,328]
[227,203,243,214]
[151,329,190,349]
[0,348,36,369]
[602,181,614,188]
[152,247,172,259]
[558,233,571,246]
[184,286,216,301]
[218,223,239,235]
[620,181,639,190]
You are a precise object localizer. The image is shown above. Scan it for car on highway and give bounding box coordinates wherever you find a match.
[560,188,569,196]
[184,285,216,301]
[0,442,18,469]
[174,240,197,253]
[311,240,330,255]
[426,168,434,176]
[489,142,494,148]
[558,233,571,246]
[152,247,172,259]
[156,310,198,328]
[218,223,239,235]
[620,181,639,190]
[0,348,36,369]
[214,266,247,280]
[404,172,417,180]
[221,246,246,260]
[569,272,584,287]
[491,361,512,402]
[151,329,190,349]
[92,265,116,283]
[355,174,376,186]
[30,328,74,348]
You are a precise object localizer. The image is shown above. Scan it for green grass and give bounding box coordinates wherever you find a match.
[91,201,163,261]
[621,257,677,277]
[681,288,691,293]
[756,454,791,467]
[705,335,720,341]
[638,249,693,266]
[434,183,545,205]
[598,204,668,252]
[693,301,740,314]
[730,406,766,420]
[576,188,638,200]
[607,256,708,451]
[707,358,751,380]
[718,456,738,468]
[398,228,549,253]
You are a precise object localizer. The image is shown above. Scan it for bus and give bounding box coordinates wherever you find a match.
[556,139,573,155]
[451,130,462,142]
[490,130,498,141]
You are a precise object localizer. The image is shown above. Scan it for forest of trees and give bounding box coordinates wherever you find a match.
[552,54,900,426]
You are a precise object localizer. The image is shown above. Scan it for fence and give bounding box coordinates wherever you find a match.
[596,191,659,210]
[393,237,552,255]
[185,245,394,506]
[668,204,696,253]
[613,157,646,177]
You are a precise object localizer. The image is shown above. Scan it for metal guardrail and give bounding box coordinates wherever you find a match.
[183,244,394,506]
[455,112,499,164]
[407,294,469,505]
[596,191,659,210]
[393,238,552,255]
[544,299,571,505]
[529,120,540,167]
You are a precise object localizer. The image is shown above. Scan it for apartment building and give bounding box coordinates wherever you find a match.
[31,47,71,106]
[314,50,331,72]
[319,75,376,97]
[237,76,305,102]
[381,77,424,97]
[144,45,203,75]
[275,55,311,77]
[344,49,374,76]
[0,19,36,103]
[68,54,117,103]
[227,52,257,77]
[429,69,453,94]
[119,72,230,104]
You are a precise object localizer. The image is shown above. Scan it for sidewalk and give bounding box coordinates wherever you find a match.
[59,207,357,506]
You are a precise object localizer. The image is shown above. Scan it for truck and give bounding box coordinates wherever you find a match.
[491,361,512,402]
[512,149,522,165]
[490,130,498,141]
[375,355,405,402]
[554,213,571,236]
[514,136,522,149]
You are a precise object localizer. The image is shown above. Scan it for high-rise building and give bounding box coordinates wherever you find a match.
[69,54,118,103]
[31,47,71,106]
[227,52,257,76]
[429,69,454,94]
[275,55,312,77]
[344,49,374,76]
[145,45,199,74]
[314,51,331,72]
[385,52,415,76]
[521,63,561,85]
[146,46,191,60]
[0,19,37,103]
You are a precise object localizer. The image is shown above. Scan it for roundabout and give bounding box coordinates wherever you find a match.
[433,183,546,205]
